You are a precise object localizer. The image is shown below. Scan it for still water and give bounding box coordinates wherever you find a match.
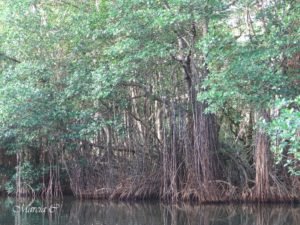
[0,197,299,225]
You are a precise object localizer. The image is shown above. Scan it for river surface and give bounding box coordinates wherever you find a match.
[0,197,299,225]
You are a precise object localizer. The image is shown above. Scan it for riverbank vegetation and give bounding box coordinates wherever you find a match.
[0,0,299,203]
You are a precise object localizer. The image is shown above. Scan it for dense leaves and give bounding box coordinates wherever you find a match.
[0,0,299,201]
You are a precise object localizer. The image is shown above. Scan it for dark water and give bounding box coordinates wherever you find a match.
[0,197,299,225]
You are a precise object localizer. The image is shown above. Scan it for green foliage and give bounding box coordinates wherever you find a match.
[267,97,300,175]
[199,0,300,111]
[5,161,45,194]
[198,0,300,174]
[0,0,299,199]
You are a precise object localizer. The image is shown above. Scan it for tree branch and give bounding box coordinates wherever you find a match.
[0,53,21,63]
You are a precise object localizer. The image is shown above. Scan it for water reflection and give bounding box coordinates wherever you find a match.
[0,197,299,225]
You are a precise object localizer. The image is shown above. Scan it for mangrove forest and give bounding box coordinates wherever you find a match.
[0,0,299,204]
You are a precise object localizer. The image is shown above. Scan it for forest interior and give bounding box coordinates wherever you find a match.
[0,0,299,203]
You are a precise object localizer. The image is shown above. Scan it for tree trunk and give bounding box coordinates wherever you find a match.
[254,110,272,202]
[177,18,219,202]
